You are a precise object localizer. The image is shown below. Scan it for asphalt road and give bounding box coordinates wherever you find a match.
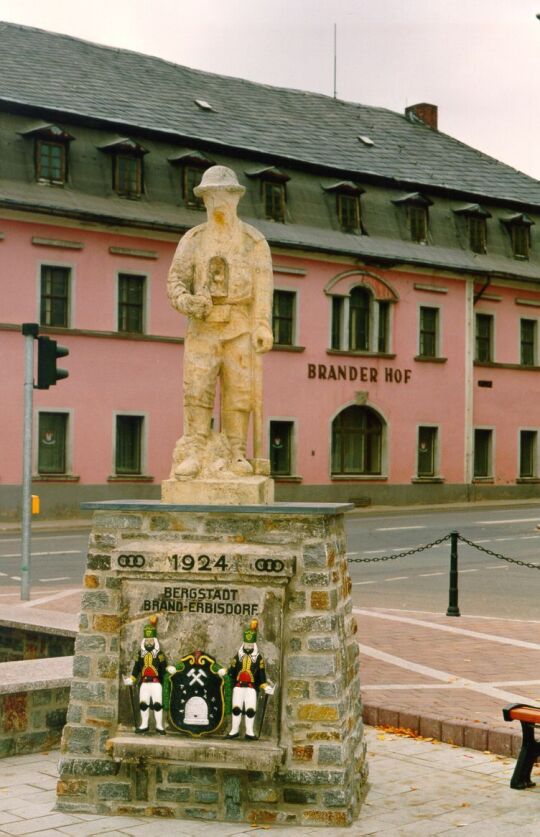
[346,506,540,619]
[1,505,540,617]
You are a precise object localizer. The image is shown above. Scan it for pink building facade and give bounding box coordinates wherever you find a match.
[1,23,540,516]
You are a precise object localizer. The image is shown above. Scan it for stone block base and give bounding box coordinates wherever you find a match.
[58,501,367,826]
[161,476,274,505]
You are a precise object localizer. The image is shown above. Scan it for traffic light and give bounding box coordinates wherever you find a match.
[36,336,69,389]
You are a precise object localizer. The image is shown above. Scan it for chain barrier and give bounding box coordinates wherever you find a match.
[347,531,540,570]
[347,533,452,563]
[456,534,540,571]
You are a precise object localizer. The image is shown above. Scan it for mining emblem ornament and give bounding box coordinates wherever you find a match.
[165,651,225,736]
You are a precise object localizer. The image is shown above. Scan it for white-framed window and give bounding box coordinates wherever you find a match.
[272,289,298,346]
[330,287,391,353]
[117,272,148,334]
[418,306,440,358]
[475,313,494,362]
[519,430,537,479]
[36,409,73,475]
[417,425,439,477]
[473,428,493,478]
[520,319,537,367]
[113,413,147,476]
[39,263,72,328]
[269,419,296,476]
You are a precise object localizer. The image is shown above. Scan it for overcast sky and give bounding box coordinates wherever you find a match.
[1,1,540,178]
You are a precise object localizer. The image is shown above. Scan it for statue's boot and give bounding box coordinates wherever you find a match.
[174,406,212,478]
[223,410,253,476]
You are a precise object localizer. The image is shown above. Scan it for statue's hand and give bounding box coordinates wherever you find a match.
[123,675,135,687]
[166,665,176,674]
[263,682,275,695]
[217,667,227,678]
[178,294,211,319]
[253,325,273,354]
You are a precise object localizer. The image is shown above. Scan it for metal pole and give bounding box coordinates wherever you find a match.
[333,24,337,99]
[21,323,37,601]
[446,530,460,617]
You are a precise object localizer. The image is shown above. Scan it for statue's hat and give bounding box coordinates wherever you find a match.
[194,165,245,197]
[143,615,158,639]
[243,618,258,644]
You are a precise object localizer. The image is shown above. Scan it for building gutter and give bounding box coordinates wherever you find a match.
[464,279,475,486]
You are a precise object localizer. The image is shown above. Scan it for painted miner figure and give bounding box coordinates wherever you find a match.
[221,618,275,740]
[124,616,169,735]
[167,165,273,480]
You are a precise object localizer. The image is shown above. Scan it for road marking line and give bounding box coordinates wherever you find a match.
[362,679,540,691]
[39,576,70,582]
[476,518,540,525]
[10,576,21,581]
[483,565,509,570]
[353,608,540,651]
[358,607,540,623]
[460,568,479,573]
[19,588,82,607]
[356,642,538,704]
[385,576,408,582]
[419,572,444,577]
[352,581,376,586]
[0,572,7,577]
[0,550,81,558]
[375,525,426,531]
[492,537,515,542]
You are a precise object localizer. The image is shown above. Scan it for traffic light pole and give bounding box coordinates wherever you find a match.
[21,324,38,601]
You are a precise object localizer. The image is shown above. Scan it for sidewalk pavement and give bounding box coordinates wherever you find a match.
[0,727,538,835]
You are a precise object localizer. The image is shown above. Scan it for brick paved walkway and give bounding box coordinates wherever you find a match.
[0,728,538,835]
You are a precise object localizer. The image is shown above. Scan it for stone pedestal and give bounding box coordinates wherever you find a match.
[161,476,274,505]
[57,501,368,827]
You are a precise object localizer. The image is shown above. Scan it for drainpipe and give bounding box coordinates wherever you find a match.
[464,278,475,486]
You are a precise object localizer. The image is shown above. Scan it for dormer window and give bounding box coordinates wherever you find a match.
[246,166,290,223]
[20,123,74,185]
[323,181,364,233]
[99,138,148,199]
[453,204,491,254]
[392,192,432,243]
[501,213,534,259]
[168,151,214,209]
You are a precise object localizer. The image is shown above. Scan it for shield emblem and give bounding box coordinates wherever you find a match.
[168,651,225,736]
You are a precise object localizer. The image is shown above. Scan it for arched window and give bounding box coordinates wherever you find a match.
[331,405,383,475]
[349,287,370,351]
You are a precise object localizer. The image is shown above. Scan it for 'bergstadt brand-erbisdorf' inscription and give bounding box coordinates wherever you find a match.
[142,585,259,616]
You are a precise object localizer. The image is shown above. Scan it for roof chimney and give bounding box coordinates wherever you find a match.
[405,103,438,130]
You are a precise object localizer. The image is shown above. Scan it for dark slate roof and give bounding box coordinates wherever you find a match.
[1,22,540,208]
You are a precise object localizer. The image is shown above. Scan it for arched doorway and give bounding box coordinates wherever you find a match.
[331,405,384,475]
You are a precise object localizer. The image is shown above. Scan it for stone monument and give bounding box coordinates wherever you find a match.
[162,165,274,505]
[57,167,367,827]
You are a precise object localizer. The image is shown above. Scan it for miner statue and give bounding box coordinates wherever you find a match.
[124,616,169,735]
[220,618,275,740]
[166,165,274,485]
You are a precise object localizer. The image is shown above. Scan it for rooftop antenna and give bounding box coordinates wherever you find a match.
[333,23,337,99]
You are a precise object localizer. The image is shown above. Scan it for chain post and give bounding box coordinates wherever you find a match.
[446,530,460,617]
